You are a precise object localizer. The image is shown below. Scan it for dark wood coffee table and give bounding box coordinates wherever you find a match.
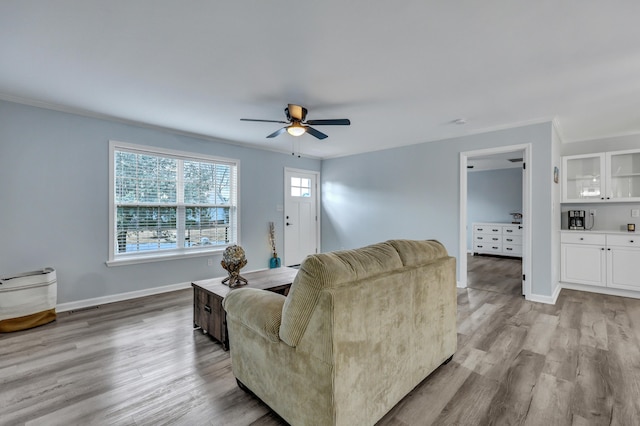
[192,267,298,350]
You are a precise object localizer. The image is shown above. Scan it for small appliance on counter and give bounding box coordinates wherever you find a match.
[568,210,586,230]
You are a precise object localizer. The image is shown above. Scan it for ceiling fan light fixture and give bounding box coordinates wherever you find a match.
[287,122,306,137]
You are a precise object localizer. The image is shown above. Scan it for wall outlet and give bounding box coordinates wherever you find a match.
[207,258,214,266]
[632,209,640,218]
[590,209,596,216]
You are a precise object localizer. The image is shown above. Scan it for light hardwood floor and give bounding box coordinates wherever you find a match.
[2,280,640,425]
[467,253,522,296]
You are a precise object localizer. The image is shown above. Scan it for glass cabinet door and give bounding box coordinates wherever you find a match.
[563,154,605,202]
[607,149,640,201]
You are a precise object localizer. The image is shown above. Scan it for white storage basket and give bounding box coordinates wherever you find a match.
[0,267,57,332]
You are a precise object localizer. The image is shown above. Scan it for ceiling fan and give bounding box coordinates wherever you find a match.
[241,104,350,140]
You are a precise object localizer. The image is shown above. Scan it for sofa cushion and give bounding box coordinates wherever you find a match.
[388,239,448,267]
[279,241,403,347]
[223,288,285,343]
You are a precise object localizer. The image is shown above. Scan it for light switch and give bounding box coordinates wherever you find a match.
[632,209,640,218]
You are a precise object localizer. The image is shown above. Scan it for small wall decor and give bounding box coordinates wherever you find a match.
[554,166,559,184]
[268,222,281,268]
[221,245,248,287]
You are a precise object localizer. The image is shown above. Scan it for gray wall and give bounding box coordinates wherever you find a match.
[0,100,320,304]
[467,168,522,251]
[321,122,555,298]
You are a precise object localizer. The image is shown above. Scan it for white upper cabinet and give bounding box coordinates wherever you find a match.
[607,150,640,201]
[563,149,640,203]
[562,153,605,202]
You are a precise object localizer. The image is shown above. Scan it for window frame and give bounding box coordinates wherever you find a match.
[107,140,240,267]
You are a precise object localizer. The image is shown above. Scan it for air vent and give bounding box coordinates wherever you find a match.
[508,158,523,163]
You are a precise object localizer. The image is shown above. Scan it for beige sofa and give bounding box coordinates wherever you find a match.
[222,239,457,426]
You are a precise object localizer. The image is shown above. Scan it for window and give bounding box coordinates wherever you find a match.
[290,177,311,197]
[108,141,238,265]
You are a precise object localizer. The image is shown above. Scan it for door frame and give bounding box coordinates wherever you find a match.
[284,167,321,266]
[459,143,532,299]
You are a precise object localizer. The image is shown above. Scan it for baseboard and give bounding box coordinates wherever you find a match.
[560,282,640,300]
[56,281,192,313]
[526,284,561,305]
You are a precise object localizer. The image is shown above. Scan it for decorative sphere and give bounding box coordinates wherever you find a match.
[223,245,246,266]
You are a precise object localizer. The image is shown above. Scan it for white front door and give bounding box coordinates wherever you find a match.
[284,168,319,266]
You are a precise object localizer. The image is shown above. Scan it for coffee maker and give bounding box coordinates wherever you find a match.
[568,210,586,230]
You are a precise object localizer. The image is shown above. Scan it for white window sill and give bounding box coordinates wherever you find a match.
[106,247,225,267]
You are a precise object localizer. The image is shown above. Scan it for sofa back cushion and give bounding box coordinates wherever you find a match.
[279,241,403,347]
[388,239,449,267]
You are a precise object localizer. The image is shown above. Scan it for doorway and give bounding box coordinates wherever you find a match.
[284,168,320,266]
[459,145,532,299]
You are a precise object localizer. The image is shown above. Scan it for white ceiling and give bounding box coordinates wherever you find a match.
[2,2,640,159]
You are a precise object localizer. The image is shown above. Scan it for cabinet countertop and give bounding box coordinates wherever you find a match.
[560,229,637,235]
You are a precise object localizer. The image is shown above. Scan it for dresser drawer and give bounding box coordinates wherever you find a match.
[607,234,640,248]
[474,225,501,235]
[503,244,522,255]
[502,235,522,245]
[474,242,502,253]
[503,225,523,236]
[475,234,501,243]
[561,232,605,245]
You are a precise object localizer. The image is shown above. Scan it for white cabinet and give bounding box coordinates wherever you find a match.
[606,235,640,290]
[607,150,640,201]
[562,153,605,203]
[560,233,606,286]
[563,149,640,203]
[561,232,640,292]
[473,223,523,257]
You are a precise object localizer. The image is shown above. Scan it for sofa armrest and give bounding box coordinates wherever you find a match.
[222,288,286,343]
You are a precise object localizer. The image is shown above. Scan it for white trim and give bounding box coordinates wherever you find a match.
[284,167,321,264]
[108,140,241,264]
[0,93,323,160]
[459,143,532,299]
[527,284,562,305]
[106,246,224,267]
[561,282,640,300]
[56,281,192,313]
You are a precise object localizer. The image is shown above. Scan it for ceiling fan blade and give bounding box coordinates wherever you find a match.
[266,127,287,138]
[305,126,328,140]
[305,119,351,126]
[241,118,288,123]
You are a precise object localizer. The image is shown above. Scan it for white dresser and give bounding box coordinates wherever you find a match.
[472,222,523,257]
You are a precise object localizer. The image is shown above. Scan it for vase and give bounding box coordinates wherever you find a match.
[269,254,281,269]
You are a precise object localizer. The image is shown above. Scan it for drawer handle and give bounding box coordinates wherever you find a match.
[478,228,483,231]
[492,246,499,249]
[631,240,635,243]
[204,304,212,313]
[477,245,483,248]
[506,248,513,251]
[580,237,584,240]
[493,238,499,241]
[478,236,483,240]
[506,229,513,233]
[506,238,513,242]
[492,229,499,232]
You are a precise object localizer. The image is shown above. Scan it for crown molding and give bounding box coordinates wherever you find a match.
[0,93,322,160]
